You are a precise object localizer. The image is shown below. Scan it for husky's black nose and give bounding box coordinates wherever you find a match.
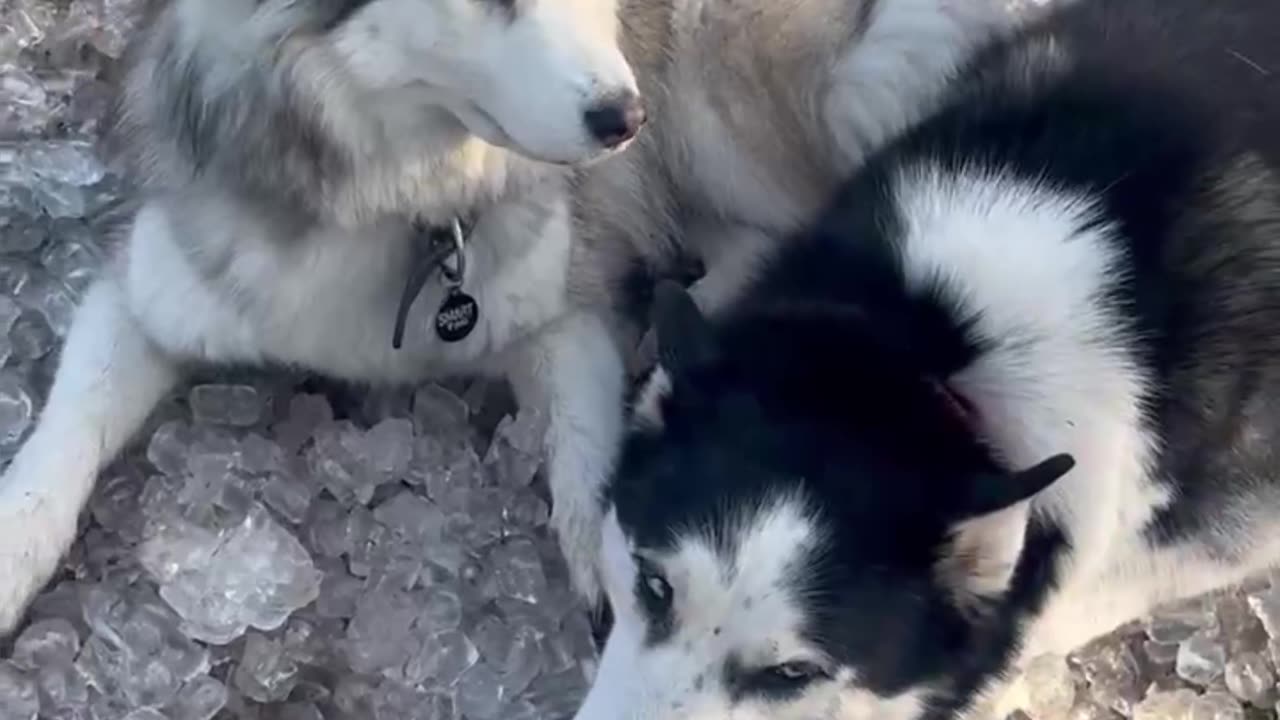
[584,93,646,148]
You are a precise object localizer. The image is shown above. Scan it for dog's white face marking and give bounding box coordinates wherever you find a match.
[331,0,640,164]
[576,505,928,720]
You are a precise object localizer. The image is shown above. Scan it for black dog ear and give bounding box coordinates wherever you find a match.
[934,454,1076,609]
[959,453,1076,520]
[651,281,718,377]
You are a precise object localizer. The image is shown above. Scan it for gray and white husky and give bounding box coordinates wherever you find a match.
[0,0,1009,632]
[583,0,1280,719]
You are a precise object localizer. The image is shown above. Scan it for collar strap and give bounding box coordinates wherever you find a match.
[392,215,472,349]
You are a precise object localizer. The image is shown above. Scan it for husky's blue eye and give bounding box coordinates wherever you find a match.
[763,661,828,686]
[633,555,673,614]
[641,571,672,609]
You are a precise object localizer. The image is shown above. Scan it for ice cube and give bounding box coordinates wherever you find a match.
[0,661,40,720]
[11,618,81,669]
[361,417,415,478]
[262,471,313,524]
[189,383,263,427]
[1215,592,1267,654]
[6,310,50,362]
[454,663,507,720]
[272,393,334,451]
[483,536,548,604]
[1072,637,1144,716]
[90,468,148,538]
[1223,651,1274,705]
[415,585,464,639]
[0,369,34,450]
[1176,630,1227,686]
[483,410,547,488]
[1188,691,1245,720]
[1023,653,1078,720]
[0,294,21,332]
[164,676,228,720]
[1146,598,1216,645]
[443,487,506,549]
[316,566,364,620]
[40,222,103,295]
[1142,640,1179,669]
[16,267,75,335]
[1068,700,1125,720]
[374,489,446,546]
[413,383,472,435]
[344,585,421,675]
[1132,690,1196,720]
[308,420,380,505]
[305,498,349,558]
[142,503,321,644]
[1246,586,1280,637]
[76,586,210,709]
[233,632,299,703]
[405,630,479,688]
[278,702,326,720]
[147,420,198,477]
[371,680,452,720]
[522,668,590,720]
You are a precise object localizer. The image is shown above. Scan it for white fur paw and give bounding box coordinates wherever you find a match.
[0,482,80,635]
[552,503,605,607]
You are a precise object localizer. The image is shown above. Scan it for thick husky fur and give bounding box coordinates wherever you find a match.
[0,0,644,632]
[0,0,1008,627]
[572,0,1016,351]
[583,1,1280,719]
[0,0,1013,631]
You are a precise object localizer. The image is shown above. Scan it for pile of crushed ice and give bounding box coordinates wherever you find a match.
[1,1,1278,720]
[1008,579,1280,720]
[1,376,596,720]
[1,374,597,720]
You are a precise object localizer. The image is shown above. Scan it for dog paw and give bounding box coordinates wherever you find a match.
[0,483,79,635]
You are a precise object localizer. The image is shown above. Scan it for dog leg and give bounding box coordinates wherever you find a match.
[0,277,180,632]
[507,311,626,605]
[633,222,775,372]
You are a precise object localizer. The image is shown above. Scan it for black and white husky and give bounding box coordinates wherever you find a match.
[582,1,1280,718]
[0,0,1011,632]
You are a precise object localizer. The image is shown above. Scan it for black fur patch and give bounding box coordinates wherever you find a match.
[929,0,1280,549]
[607,0,1280,713]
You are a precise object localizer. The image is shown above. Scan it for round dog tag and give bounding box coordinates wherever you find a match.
[435,289,479,342]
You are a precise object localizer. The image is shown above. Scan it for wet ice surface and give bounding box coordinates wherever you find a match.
[1,1,1279,719]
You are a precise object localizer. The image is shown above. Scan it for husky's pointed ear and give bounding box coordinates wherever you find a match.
[960,454,1075,520]
[652,280,717,376]
[935,454,1075,612]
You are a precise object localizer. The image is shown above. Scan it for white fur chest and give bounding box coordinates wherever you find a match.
[125,192,573,384]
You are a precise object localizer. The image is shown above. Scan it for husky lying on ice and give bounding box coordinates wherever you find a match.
[580,0,1280,718]
[0,0,1011,631]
